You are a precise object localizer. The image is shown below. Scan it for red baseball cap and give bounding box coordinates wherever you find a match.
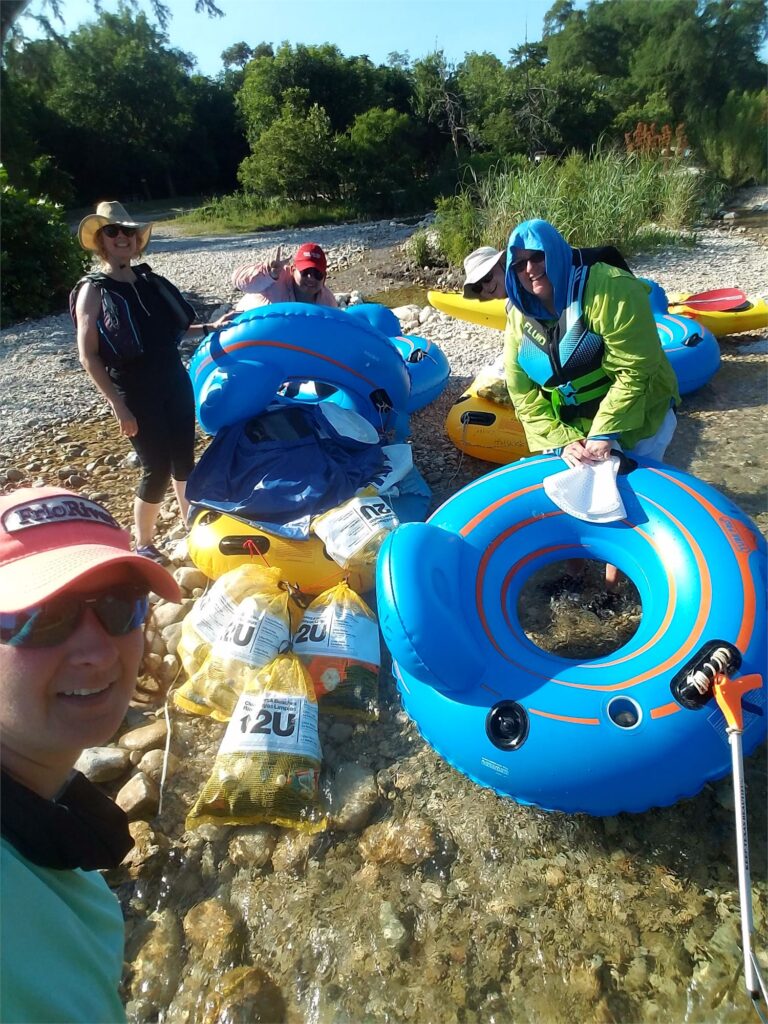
[0,487,180,612]
[293,242,327,274]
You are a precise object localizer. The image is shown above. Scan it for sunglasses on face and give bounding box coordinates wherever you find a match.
[299,267,324,280]
[0,586,149,649]
[469,269,496,295]
[101,224,138,239]
[510,251,546,274]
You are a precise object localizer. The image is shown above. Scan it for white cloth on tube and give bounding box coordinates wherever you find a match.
[543,455,626,523]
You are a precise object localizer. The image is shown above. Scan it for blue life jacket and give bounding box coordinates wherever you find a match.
[517,264,612,422]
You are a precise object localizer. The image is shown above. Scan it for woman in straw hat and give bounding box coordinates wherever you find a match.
[0,485,179,1023]
[71,201,231,562]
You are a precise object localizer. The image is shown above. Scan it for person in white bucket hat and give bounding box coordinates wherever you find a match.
[71,201,233,563]
[462,246,506,300]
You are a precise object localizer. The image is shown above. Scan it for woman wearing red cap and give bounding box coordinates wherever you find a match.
[232,242,338,310]
[0,486,179,1024]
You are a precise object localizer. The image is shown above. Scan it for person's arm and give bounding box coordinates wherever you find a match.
[232,244,291,294]
[75,283,138,438]
[585,268,676,439]
[503,310,585,453]
[182,311,236,340]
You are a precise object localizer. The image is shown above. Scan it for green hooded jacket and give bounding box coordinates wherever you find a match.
[504,262,680,453]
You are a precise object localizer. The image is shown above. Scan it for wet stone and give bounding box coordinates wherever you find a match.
[183,898,242,966]
[327,762,379,832]
[227,826,278,870]
[358,817,437,866]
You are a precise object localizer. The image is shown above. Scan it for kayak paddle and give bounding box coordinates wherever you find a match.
[671,287,748,312]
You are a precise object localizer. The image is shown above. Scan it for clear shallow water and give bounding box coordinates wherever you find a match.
[116,553,767,1024]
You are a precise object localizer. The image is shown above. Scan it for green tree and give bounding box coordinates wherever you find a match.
[412,50,467,162]
[340,107,420,205]
[237,100,339,201]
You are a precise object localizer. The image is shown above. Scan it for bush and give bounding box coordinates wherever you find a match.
[433,148,723,266]
[0,168,89,327]
[693,90,768,187]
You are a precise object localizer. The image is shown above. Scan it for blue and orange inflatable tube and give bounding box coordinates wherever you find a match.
[376,455,767,815]
[345,304,450,412]
[655,313,720,395]
[190,304,411,435]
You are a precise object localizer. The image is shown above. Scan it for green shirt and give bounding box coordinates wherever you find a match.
[0,838,126,1024]
[504,264,680,452]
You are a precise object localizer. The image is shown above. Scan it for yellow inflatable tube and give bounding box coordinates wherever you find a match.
[445,374,531,465]
[187,508,374,594]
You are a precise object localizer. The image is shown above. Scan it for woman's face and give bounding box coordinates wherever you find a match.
[512,249,554,309]
[98,224,140,264]
[0,565,145,797]
[293,265,325,299]
[476,262,507,300]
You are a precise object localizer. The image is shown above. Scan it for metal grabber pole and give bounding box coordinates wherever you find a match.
[712,671,768,1020]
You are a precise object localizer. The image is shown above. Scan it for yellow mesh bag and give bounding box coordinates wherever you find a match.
[174,565,294,721]
[292,582,380,720]
[186,653,326,833]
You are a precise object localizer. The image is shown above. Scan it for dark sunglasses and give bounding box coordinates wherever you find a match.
[101,224,138,239]
[299,267,324,280]
[510,251,546,274]
[0,586,149,649]
[469,269,496,295]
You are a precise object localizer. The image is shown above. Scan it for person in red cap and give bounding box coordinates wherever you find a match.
[0,486,179,1024]
[232,242,338,310]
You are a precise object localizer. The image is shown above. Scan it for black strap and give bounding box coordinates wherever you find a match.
[0,770,133,871]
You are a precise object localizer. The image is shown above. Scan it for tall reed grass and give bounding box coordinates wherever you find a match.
[174,192,359,235]
[435,150,723,266]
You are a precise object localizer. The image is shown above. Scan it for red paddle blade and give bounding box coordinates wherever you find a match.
[673,287,748,312]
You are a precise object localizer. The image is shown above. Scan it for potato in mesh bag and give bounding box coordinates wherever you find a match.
[311,491,398,571]
[293,582,380,720]
[475,362,514,406]
[174,565,293,720]
[186,653,326,833]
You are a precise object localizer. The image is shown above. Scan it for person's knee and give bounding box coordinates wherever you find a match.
[137,463,171,504]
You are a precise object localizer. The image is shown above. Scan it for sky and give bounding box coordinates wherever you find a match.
[18,0,553,74]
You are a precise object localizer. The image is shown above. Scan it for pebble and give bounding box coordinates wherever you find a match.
[118,719,168,753]
[115,771,161,820]
[74,745,132,783]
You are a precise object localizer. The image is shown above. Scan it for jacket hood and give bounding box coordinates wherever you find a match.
[505,219,573,320]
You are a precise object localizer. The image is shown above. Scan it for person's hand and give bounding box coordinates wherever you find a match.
[267,245,291,280]
[212,310,236,330]
[112,401,138,437]
[561,440,591,468]
[583,438,614,462]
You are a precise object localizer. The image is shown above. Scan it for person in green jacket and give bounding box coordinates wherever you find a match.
[503,219,679,469]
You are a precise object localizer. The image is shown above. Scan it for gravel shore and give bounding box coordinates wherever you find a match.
[1,204,766,533]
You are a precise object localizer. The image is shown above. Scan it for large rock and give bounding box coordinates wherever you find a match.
[115,771,160,820]
[74,745,131,783]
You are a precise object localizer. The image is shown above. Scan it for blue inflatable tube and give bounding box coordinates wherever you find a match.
[190,304,411,436]
[656,313,720,395]
[376,455,767,815]
[346,304,450,412]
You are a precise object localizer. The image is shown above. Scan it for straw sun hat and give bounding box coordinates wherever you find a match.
[77,201,153,253]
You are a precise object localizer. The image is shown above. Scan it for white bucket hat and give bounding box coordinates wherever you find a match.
[462,246,503,298]
[78,201,153,253]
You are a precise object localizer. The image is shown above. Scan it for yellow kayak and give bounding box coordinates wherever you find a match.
[428,290,506,330]
[667,295,768,338]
